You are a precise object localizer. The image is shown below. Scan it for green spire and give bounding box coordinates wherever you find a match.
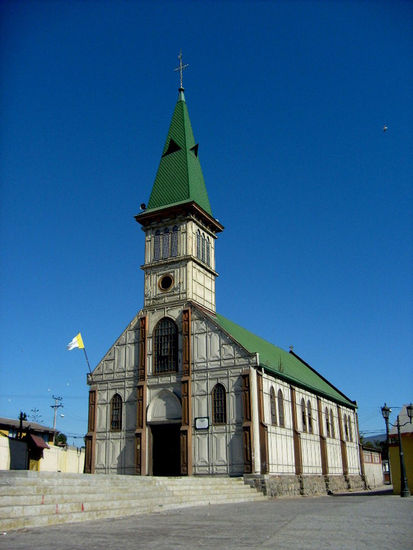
[146,91,213,216]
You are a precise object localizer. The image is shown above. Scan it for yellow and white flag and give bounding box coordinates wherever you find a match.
[67,333,84,350]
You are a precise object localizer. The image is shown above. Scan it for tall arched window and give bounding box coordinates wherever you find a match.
[270,387,277,425]
[171,226,178,257]
[325,407,331,437]
[153,318,178,374]
[110,394,122,431]
[154,230,161,261]
[201,234,206,262]
[212,384,226,424]
[196,230,201,259]
[301,398,307,432]
[162,228,170,259]
[330,409,335,438]
[348,416,353,442]
[344,415,349,441]
[307,400,313,433]
[278,389,285,427]
[206,237,211,266]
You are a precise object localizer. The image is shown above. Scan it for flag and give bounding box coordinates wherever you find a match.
[67,333,84,350]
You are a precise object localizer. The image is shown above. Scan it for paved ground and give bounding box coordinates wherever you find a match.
[1,489,412,550]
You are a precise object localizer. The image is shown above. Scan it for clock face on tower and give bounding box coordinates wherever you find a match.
[158,274,174,292]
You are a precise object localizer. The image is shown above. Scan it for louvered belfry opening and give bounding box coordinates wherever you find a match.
[154,318,178,374]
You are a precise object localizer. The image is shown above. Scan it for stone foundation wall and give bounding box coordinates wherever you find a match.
[244,474,368,497]
[301,475,327,496]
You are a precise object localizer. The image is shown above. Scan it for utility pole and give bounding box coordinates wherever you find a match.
[50,395,63,444]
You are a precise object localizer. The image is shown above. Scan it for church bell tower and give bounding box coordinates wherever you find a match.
[135,65,223,312]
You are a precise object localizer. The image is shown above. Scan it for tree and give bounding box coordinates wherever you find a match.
[55,432,67,446]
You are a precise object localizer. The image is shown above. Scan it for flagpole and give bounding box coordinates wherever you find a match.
[83,347,92,374]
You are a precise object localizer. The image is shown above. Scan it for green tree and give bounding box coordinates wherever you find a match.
[55,432,67,446]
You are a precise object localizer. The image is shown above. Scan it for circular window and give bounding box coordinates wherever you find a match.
[159,274,174,292]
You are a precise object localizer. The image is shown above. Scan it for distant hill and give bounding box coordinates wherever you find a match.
[362,433,386,444]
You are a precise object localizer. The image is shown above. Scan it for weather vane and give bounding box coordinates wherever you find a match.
[174,50,189,90]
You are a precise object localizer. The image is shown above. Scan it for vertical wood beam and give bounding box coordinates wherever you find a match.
[317,397,328,475]
[136,316,147,475]
[257,372,269,474]
[337,406,349,476]
[138,316,147,381]
[290,386,303,475]
[354,411,365,477]
[241,371,253,474]
[85,388,97,474]
[180,308,192,475]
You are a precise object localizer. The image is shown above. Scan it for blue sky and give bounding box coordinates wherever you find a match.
[1,1,412,444]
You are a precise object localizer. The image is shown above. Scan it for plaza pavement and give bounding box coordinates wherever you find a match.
[0,488,412,550]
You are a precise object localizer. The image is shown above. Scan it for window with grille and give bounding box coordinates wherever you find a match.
[162,228,170,259]
[330,409,335,438]
[307,400,313,433]
[171,226,178,257]
[206,237,210,266]
[196,230,201,259]
[301,398,307,432]
[110,394,122,431]
[212,384,226,424]
[325,407,331,437]
[153,317,178,374]
[270,387,277,425]
[277,390,285,427]
[154,230,161,261]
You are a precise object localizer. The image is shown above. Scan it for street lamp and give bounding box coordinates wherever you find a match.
[381,403,413,497]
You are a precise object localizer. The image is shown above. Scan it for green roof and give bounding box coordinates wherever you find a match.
[206,311,355,408]
[146,90,212,216]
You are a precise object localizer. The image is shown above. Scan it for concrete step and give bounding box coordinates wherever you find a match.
[0,472,266,531]
[0,484,259,505]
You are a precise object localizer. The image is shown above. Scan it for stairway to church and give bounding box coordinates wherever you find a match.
[0,470,267,531]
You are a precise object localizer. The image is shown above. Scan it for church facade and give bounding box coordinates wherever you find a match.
[85,83,366,494]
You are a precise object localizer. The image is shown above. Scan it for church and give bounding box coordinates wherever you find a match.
[85,64,366,495]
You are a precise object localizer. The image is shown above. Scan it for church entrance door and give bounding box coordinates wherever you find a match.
[151,423,181,476]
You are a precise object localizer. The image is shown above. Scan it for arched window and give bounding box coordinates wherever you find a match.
[206,237,211,266]
[153,317,178,374]
[330,409,335,438]
[154,230,161,261]
[162,228,170,259]
[270,387,277,425]
[278,389,285,427]
[201,234,206,262]
[325,407,331,437]
[301,398,307,432]
[344,415,349,441]
[171,226,178,257]
[212,384,226,424]
[307,400,313,433]
[348,416,353,442]
[110,394,122,431]
[196,230,201,259]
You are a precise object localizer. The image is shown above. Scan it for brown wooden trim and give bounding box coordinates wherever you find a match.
[138,316,147,381]
[84,435,95,474]
[317,397,328,475]
[182,308,191,377]
[241,371,253,473]
[354,412,365,476]
[85,388,97,473]
[257,372,268,474]
[87,389,97,433]
[180,307,193,475]
[290,386,302,475]
[135,382,147,475]
[337,406,349,476]
[135,200,224,234]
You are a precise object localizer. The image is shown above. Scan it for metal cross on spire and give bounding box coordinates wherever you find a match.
[174,50,189,90]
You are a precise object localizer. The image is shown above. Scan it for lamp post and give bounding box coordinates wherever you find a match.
[381,403,392,484]
[381,403,413,498]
